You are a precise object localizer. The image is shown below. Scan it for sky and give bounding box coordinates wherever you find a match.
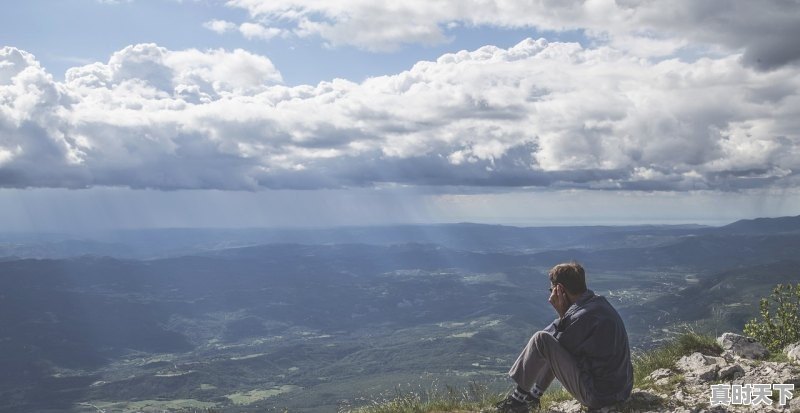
[1,0,800,231]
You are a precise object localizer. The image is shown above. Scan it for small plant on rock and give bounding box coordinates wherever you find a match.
[743,283,800,353]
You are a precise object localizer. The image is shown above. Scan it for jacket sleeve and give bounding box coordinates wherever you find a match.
[543,317,560,336]
[554,314,598,356]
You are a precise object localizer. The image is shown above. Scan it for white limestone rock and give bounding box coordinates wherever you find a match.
[550,399,582,413]
[676,352,721,370]
[784,341,800,362]
[647,367,673,382]
[790,393,800,411]
[676,352,727,383]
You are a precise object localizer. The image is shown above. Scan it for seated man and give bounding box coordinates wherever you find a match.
[495,262,633,412]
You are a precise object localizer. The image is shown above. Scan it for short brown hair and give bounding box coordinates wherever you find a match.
[548,262,587,294]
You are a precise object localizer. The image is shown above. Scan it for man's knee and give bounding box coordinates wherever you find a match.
[532,330,555,343]
[530,330,557,352]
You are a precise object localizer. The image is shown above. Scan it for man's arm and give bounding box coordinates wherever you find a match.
[543,318,559,335]
[553,313,596,355]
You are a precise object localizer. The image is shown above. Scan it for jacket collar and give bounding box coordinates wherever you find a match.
[564,289,595,317]
[575,289,595,306]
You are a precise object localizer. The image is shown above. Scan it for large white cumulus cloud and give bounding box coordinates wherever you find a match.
[1,40,799,191]
[222,0,800,69]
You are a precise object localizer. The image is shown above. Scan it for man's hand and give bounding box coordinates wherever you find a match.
[549,284,571,319]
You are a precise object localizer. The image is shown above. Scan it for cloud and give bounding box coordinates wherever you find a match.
[1,40,799,191]
[204,20,285,40]
[65,43,282,97]
[238,23,284,40]
[203,19,237,34]
[220,0,800,68]
[628,0,800,70]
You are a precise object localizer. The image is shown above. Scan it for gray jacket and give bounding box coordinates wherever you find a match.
[543,289,633,407]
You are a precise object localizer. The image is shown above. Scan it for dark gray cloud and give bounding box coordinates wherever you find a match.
[635,0,800,70]
[221,0,800,70]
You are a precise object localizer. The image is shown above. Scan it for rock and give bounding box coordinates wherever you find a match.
[647,368,673,382]
[790,394,800,411]
[785,341,800,362]
[717,363,744,380]
[550,399,583,413]
[676,352,725,383]
[696,364,719,382]
[676,352,706,370]
[676,352,726,370]
[717,332,769,359]
[623,391,663,411]
[739,361,753,373]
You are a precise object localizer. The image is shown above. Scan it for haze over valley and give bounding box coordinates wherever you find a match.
[2,216,800,412]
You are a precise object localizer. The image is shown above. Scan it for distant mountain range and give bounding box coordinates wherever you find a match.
[712,215,800,235]
[0,215,799,412]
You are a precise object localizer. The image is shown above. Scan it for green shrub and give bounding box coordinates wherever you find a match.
[743,283,800,353]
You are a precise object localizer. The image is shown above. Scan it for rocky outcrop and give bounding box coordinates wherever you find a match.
[542,333,800,413]
[717,333,769,359]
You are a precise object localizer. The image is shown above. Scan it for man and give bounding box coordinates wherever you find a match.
[495,262,633,412]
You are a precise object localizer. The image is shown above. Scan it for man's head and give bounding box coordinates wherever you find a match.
[548,262,587,295]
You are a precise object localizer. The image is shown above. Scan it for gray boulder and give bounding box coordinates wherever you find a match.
[716,332,769,359]
[718,363,745,380]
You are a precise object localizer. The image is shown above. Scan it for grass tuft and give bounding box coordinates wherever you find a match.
[348,381,504,413]
[767,350,790,363]
[632,329,721,387]
[537,387,573,410]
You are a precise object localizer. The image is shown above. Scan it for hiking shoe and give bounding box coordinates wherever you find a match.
[493,394,540,412]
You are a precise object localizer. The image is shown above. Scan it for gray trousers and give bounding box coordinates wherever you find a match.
[508,330,593,406]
